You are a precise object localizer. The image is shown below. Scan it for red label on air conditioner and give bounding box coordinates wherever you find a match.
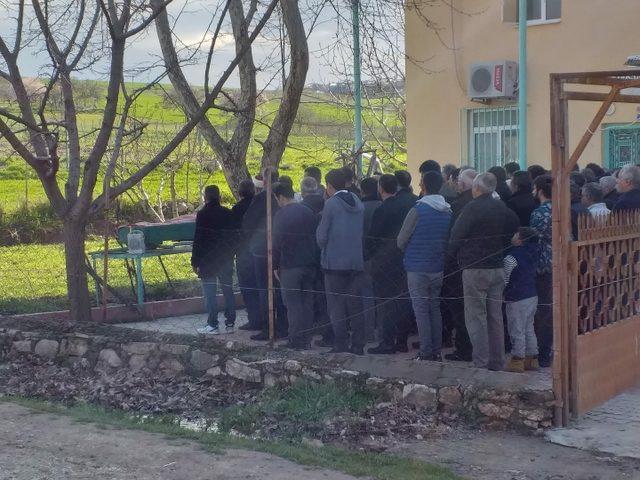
[494,65,504,92]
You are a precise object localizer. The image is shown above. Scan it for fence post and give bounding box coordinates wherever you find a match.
[266,168,275,344]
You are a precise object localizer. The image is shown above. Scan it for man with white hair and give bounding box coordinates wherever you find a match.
[599,175,620,210]
[581,183,610,217]
[448,173,519,370]
[613,165,640,211]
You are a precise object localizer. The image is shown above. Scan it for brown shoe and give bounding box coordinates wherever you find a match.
[525,356,540,371]
[507,357,525,373]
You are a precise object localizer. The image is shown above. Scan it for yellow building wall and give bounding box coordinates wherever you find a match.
[406,0,640,172]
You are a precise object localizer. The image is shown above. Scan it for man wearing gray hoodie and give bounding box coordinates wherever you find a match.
[316,168,366,354]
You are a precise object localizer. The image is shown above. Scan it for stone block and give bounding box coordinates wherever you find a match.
[263,373,278,387]
[402,384,437,410]
[160,344,190,355]
[34,339,59,359]
[302,368,321,381]
[60,338,88,357]
[365,377,386,387]
[98,349,122,368]
[190,350,219,371]
[159,357,185,376]
[438,386,462,408]
[206,366,222,377]
[519,408,550,422]
[129,354,147,372]
[284,360,302,372]
[12,340,32,353]
[478,402,515,420]
[226,359,261,383]
[123,342,157,355]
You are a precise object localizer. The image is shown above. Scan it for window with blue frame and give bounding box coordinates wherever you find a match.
[467,106,519,172]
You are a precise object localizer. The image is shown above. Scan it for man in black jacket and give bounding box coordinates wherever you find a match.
[191,185,237,335]
[366,174,415,354]
[449,173,519,370]
[506,171,536,226]
[232,180,260,331]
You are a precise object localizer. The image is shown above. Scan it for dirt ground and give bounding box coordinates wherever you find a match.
[393,430,640,480]
[0,402,360,480]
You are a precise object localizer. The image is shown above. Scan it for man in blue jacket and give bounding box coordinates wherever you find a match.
[397,171,452,361]
[316,168,366,354]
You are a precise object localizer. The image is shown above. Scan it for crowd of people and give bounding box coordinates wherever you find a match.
[190,160,640,373]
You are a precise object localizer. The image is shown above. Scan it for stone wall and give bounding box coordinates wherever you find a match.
[0,328,554,432]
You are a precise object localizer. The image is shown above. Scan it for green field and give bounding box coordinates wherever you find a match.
[0,82,406,314]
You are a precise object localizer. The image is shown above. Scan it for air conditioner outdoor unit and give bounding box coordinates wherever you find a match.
[468,61,518,100]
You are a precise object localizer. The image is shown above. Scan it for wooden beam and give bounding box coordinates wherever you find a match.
[567,87,620,172]
[563,91,640,104]
[554,69,640,81]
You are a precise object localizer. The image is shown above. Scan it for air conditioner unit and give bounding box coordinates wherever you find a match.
[468,61,518,100]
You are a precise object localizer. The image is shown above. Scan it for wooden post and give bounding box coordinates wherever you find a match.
[265,168,275,344]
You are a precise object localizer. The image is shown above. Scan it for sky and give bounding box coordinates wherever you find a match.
[0,0,371,89]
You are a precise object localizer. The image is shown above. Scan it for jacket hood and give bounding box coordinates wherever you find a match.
[334,191,363,212]
[417,194,451,213]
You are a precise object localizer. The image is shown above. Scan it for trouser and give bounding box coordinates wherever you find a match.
[324,271,366,350]
[462,268,505,370]
[361,266,377,342]
[374,269,413,348]
[312,268,332,341]
[280,266,316,347]
[237,252,260,329]
[407,271,444,356]
[254,255,288,336]
[201,263,236,328]
[442,270,472,356]
[506,297,539,359]
[535,272,553,363]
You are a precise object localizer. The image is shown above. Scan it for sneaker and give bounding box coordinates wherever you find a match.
[506,357,525,373]
[525,356,540,371]
[197,325,221,335]
[226,325,235,334]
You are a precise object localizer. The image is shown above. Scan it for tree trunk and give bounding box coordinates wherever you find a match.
[63,218,92,322]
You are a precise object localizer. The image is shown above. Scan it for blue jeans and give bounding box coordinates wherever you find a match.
[407,271,444,356]
[202,263,236,328]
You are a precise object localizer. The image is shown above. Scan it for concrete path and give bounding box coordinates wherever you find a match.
[546,387,640,460]
[0,402,360,480]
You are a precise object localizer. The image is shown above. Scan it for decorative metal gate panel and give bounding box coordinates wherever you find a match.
[604,125,640,169]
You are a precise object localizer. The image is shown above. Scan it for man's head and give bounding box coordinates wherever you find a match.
[238,179,255,200]
[570,171,586,189]
[533,174,553,202]
[300,176,319,197]
[442,164,457,182]
[599,175,617,197]
[204,185,221,203]
[488,166,507,184]
[360,176,379,199]
[581,182,604,208]
[586,163,605,179]
[527,165,547,181]
[616,165,640,193]
[325,168,347,196]
[471,173,497,199]
[378,174,398,200]
[279,175,293,188]
[304,166,322,184]
[457,168,477,193]
[581,168,596,184]
[419,159,441,175]
[341,166,355,186]
[394,170,412,191]
[510,170,532,194]
[420,171,444,196]
[504,162,520,179]
[273,182,295,207]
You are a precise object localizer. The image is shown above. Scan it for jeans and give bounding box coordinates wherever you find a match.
[201,263,236,328]
[462,268,505,370]
[324,271,366,350]
[535,272,553,363]
[407,271,444,356]
[279,266,316,346]
[506,296,539,359]
[237,252,260,329]
[254,255,288,336]
[442,270,472,357]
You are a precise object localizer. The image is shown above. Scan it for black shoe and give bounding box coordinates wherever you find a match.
[444,351,472,362]
[411,341,421,350]
[250,332,270,341]
[367,343,395,355]
[350,345,364,356]
[239,323,260,331]
[431,353,443,362]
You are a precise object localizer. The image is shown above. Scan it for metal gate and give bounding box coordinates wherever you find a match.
[604,125,640,170]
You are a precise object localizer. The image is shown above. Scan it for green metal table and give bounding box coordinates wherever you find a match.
[88,242,193,306]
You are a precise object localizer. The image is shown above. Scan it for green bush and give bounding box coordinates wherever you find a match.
[0,202,62,245]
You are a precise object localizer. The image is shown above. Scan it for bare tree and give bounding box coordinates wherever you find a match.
[155,0,309,196]
[0,0,280,321]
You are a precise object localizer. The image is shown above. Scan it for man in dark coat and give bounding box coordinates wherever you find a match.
[506,171,536,226]
[191,185,237,334]
[366,174,415,354]
[613,165,640,211]
[232,179,260,331]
